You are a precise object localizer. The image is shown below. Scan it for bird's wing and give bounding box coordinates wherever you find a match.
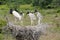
[12,11,21,18]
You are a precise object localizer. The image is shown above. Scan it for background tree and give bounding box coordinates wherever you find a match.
[32,0,52,8]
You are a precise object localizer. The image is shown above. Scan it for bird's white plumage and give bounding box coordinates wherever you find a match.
[12,10,24,25]
[35,12,42,25]
[12,10,22,20]
[28,13,36,20]
[28,12,36,26]
[36,12,42,19]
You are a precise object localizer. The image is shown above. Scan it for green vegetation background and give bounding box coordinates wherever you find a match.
[0,0,60,40]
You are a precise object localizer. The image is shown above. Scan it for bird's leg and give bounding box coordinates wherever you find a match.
[38,19,40,25]
[31,20,33,26]
[20,20,23,26]
[32,20,34,26]
[15,17,17,23]
[31,20,32,26]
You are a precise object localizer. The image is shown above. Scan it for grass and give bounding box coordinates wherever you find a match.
[0,34,4,40]
[20,4,34,10]
[0,4,60,40]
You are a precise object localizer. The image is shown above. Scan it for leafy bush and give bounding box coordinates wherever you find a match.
[19,5,34,10]
[0,19,6,28]
[0,34,4,40]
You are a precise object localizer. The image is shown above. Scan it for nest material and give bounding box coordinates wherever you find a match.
[2,22,48,40]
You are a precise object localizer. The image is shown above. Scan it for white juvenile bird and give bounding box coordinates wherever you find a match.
[12,10,22,20]
[34,10,43,25]
[27,11,36,26]
[10,9,23,25]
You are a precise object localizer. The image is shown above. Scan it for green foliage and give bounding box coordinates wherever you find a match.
[32,0,40,6]
[0,0,60,9]
[0,4,60,40]
[0,0,33,9]
[0,5,9,10]
[0,34,4,40]
[0,19,6,28]
[50,0,60,8]
[32,0,52,8]
[19,4,34,10]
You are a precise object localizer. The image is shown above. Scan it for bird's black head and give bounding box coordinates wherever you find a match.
[27,11,29,14]
[10,9,13,14]
[34,9,38,13]
[19,11,23,15]
[20,12,23,15]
